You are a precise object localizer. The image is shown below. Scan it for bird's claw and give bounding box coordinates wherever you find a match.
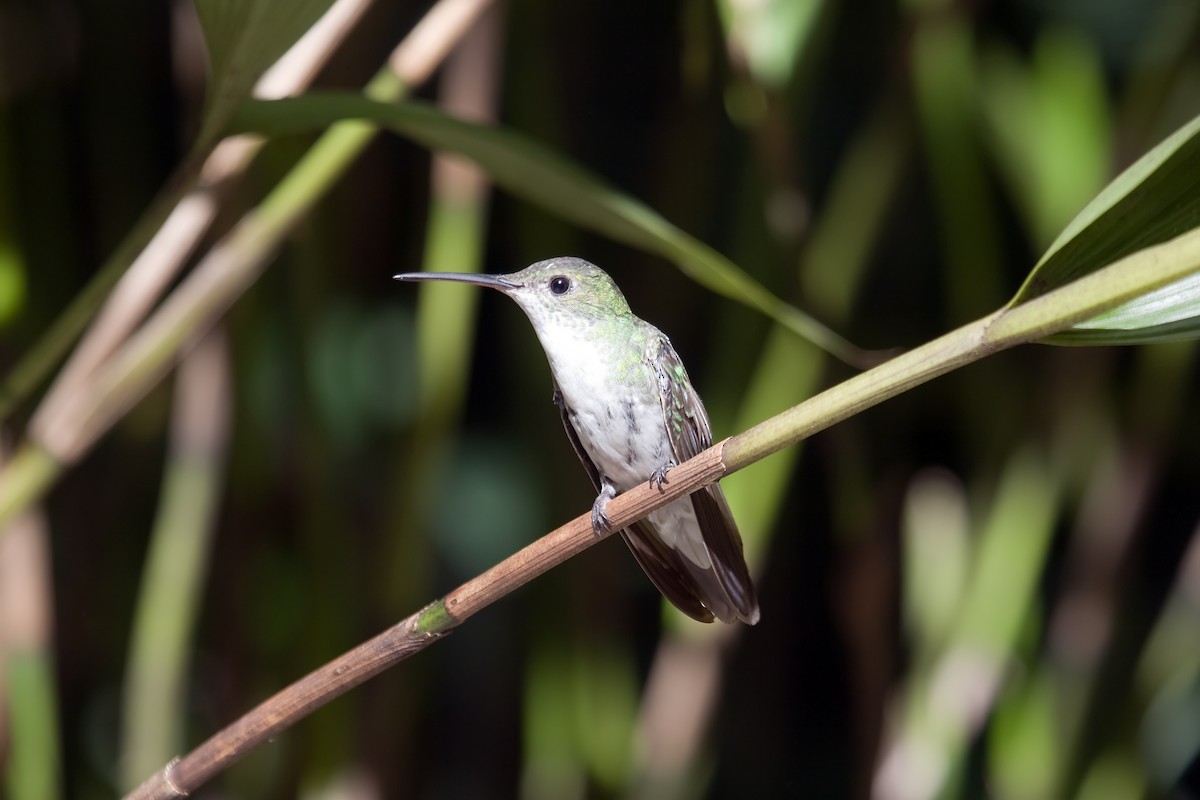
[648,461,675,492]
[591,481,618,536]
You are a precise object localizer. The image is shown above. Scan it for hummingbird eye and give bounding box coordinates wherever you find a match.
[549,276,571,295]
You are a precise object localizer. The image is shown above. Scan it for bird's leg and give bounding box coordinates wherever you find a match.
[648,460,676,492]
[591,478,618,535]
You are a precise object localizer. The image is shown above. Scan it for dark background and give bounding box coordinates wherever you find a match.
[2,0,1199,797]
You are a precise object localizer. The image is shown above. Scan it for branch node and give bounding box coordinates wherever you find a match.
[412,598,457,637]
[163,758,187,796]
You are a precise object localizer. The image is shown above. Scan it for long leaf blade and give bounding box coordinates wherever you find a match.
[1008,111,1200,344]
[233,93,868,364]
[1011,112,1200,306]
[1045,272,1200,344]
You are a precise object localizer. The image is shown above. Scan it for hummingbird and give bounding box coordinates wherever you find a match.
[394,257,759,624]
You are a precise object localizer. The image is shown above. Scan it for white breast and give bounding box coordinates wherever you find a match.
[534,324,714,571]
[539,329,672,492]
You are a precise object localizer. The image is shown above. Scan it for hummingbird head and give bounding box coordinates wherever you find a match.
[394,257,633,332]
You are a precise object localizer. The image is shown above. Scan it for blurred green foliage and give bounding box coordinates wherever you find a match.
[1,0,1199,799]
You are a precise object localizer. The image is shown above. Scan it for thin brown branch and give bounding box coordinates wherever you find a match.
[123,444,729,799]
[446,444,729,623]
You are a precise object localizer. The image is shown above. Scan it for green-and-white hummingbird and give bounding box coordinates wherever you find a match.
[394,257,759,624]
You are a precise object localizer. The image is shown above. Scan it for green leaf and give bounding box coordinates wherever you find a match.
[1046,272,1200,344]
[233,93,867,363]
[1011,111,1200,308]
[193,0,336,150]
[715,0,824,89]
[1007,110,1200,345]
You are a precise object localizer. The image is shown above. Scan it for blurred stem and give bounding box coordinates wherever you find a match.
[875,448,1061,800]
[1134,524,1200,792]
[119,329,230,792]
[0,156,204,420]
[28,89,396,463]
[801,96,910,320]
[0,71,403,527]
[4,654,61,800]
[0,0,495,529]
[0,446,60,531]
[0,497,60,800]
[28,0,378,461]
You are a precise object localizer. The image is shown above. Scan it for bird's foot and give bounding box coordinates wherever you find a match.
[591,480,618,535]
[648,460,676,492]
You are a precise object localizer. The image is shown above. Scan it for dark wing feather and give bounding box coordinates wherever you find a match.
[553,384,716,622]
[690,483,759,620]
[654,338,760,624]
[619,523,715,622]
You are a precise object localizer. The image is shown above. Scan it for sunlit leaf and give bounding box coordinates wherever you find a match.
[1048,272,1200,344]
[715,0,824,88]
[1011,111,1200,307]
[232,93,868,365]
[193,0,335,149]
[1005,108,1200,345]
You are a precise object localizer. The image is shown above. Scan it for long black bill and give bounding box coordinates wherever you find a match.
[393,272,519,291]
